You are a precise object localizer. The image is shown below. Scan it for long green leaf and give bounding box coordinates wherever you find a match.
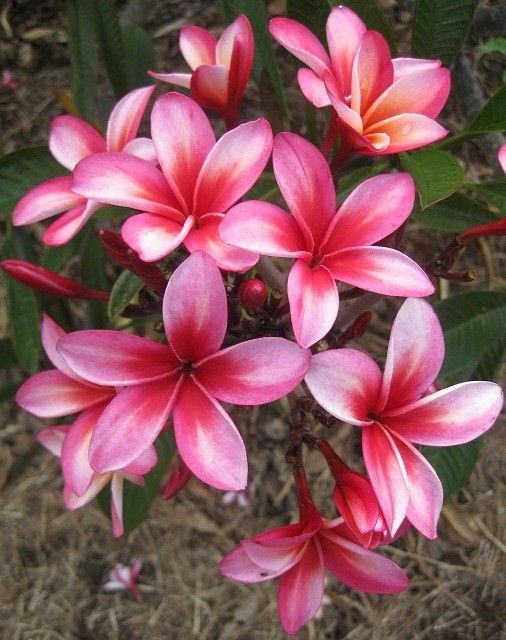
[467,85,506,134]
[0,147,68,217]
[465,179,506,215]
[412,0,478,66]
[401,149,464,209]
[122,26,156,89]
[66,0,98,121]
[80,225,108,328]
[108,270,143,321]
[0,338,17,369]
[93,0,128,97]
[0,382,20,404]
[422,439,482,501]
[411,192,499,232]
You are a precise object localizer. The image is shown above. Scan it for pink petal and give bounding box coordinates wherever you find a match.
[305,348,382,426]
[89,377,181,472]
[72,152,184,220]
[278,539,325,635]
[376,299,444,412]
[58,330,178,385]
[148,71,192,88]
[326,84,364,132]
[123,445,157,476]
[42,200,100,246]
[16,370,112,418]
[163,251,227,361]
[390,432,443,539]
[326,5,366,98]
[362,423,409,536]
[106,85,155,152]
[499,143,506,174]
[220,545,285,583]
[111,474,125,537]
[320,529,408,593]
[269,17,331,76]
[242,539,306,574]
[324,246,435,296]
[172,377,247,490]
[49,115,106,170]
[216,14,252,69]
[273,132,336,249]
[63,473,111,510]
[321,173,415,254]
[121,213,194,262]
[37,425,69,457]
[287,260,339,348]
[121,137,157,162]
[12,177,84,226]
[151,93,215,212]
[365,113,448,154]
[332,472,380,538]
[196,337,311,404]
[224,16,254,110]
[383,382,503,446]
[194,118,272,215]
[41,314,80,380]
[61,403,106,496]
[297,68,331,107]
[392,57,442,80]
[184,213,258,272]
[350,31,393,116]
[219,201,309,259]
[364,67,450,125]
[190,64,229,114]
[180,25,217,69]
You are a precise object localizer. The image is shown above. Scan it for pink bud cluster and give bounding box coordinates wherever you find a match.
[8,6,503,636]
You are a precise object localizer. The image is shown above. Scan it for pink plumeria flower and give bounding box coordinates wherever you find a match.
[220,508,408,634]
[270,7,450,155]
[12,85,155,245]
[220,132,434,347]
[57,251,311,491]
[149,15,253,127]
[72,92,272,271]
[104,558,144,600]
[499,143,506,174]
[1,69,21,90]
[305,298,503,538]
[37,423,157,537]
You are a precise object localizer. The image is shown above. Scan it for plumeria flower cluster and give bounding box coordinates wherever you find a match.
[6,6,503,636]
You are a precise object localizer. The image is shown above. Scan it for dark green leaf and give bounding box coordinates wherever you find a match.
[400,149,464,209]
[66,0,98,121]
[465,179,506,215]
[122,26,156,89]
[245,172,280,202]
[0,382,20,403]
[412,0,477,66]
[93,0,128,96]
[478,37,506,56]
[108,270,143,321]
[468,85,506,134]
[80,225,108,328]
[0,339,17,369]
[435,291,506,383]
[286,0,329,43]
[0,147,68,217]
[97,433,174,534]
[421,439,482,501]
[41,237,80,272]
[329,0,396,53]
[411,192,499,232]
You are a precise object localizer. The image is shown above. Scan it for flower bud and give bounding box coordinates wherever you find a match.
[162,459,192,500]
[239,278,268,313]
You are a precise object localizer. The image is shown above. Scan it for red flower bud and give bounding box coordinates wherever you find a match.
[0,259,109,300]
[458,219,506,244]
[239,278,268,313]
[162,459,192,500]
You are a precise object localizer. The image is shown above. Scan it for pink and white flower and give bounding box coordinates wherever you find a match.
[13,85,155,245]
[220,132,434,347]
[270,6,450,155]
[305,298,503,538]
[104,558,144,599]
[57,251,311,491]
[72,92,272,271]
[149,14,254,127]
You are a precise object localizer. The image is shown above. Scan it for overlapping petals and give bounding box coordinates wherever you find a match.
[305,298,503,538]
[220,514,408,634]
[13,85,155,244]
[58,252,311,490]
[73,92,271,270]
[149,15,253,125]
[221,133,433,347]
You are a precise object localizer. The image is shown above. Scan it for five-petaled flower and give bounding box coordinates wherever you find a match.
[305,298,503,538]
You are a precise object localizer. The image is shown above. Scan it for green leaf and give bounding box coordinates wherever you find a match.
[465,179,506,215]
[122,26,156,89]
[286,0,329,43]
[219,0,289,119]
[93,0,128,96]
[478,37,506,56]
[245,171,280,201]
[468,85,506,134]
[329,0,396,53]
[0,147,68,217]
[435,291,506,383]
[66,0,98,121]
[108,270,143,321]
[80,225,108,328]
[411,192,499,232]
[412,0,477,66]
[400,149,464,209]
[41,237,80,272]
[421,439,482,501]
[0,338,17,369]
[0,382,20,404]
[337,161,389,202]
[97,433,174,534]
